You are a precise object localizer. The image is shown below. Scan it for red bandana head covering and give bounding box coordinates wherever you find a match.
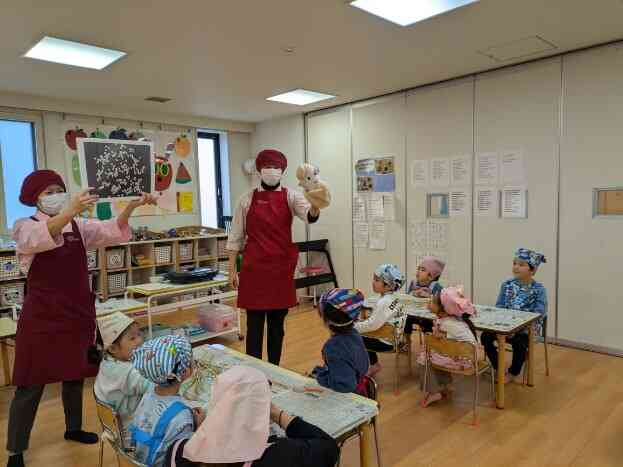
[255,149,287,172]
[19,170,66,207]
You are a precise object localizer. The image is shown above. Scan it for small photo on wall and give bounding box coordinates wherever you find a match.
[357,176,374,192]
[427,193,449,218]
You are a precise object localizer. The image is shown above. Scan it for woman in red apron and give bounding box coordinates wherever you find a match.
[6,170,155,467]
[226,150,320,366]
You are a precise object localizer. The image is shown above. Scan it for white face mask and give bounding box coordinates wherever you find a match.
[39,192,69,216]
[260,168,282,187]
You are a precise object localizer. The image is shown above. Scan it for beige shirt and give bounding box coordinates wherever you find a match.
[226,185,313,252]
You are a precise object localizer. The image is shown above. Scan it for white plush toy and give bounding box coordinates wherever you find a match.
[296,163,331,209]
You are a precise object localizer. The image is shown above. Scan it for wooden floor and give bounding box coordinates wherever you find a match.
[1,304,623,467]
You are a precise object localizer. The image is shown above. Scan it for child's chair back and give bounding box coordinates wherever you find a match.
[94,391,125,449]
[425,334,477,369]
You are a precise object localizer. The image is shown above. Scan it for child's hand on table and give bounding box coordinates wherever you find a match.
[414,289,431,298]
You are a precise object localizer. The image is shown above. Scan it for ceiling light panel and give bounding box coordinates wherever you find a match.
[24,36,126,70]
[350,0,479,27]
[267,89,336,106]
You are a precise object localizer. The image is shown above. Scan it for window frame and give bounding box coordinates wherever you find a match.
[196,131,225,228]
[0,109,45,235]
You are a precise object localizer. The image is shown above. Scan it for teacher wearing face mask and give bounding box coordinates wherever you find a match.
[227,150,320,366]
[6,170,156,467]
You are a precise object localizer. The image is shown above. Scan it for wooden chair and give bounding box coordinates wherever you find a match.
[94,391,127,467]
[337,376,382,467]
[423,334,494,425]
[115,446,147,467]
[362,321,410,394]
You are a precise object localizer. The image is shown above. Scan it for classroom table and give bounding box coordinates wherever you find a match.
[405,303,541,409]
[95,298,147,317]
[183,344,379,467]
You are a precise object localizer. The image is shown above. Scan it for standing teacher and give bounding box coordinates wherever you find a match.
[6,170,155,467]
[227,150,321,366]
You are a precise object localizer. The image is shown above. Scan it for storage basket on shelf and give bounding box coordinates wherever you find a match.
[217,239,227,257]
[107,272,127,294]
[179,242,194,261]
[0,281,25,307]
[0,255,20,280]
[198,303,236,332]
[86,250,98,269]
[154,245,172,265]
[106,248,126,269]
[218,261,229,274]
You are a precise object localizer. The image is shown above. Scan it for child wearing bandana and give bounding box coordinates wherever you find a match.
[481,248,548,384]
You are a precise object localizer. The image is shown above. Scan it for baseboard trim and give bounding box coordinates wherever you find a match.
[549,338,623,358]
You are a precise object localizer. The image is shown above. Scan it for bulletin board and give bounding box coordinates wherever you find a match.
[63,121,198,219]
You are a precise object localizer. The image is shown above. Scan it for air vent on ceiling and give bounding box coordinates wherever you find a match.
[478,36,557,62]
[145,96,172,103]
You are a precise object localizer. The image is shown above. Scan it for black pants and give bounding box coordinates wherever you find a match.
[481,332,529,376]
[246,309,288,365]
[362,336,394,365]
[7,379,84,453]
[404,315,433,335]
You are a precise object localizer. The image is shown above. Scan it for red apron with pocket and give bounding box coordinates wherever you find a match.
[237,188,299,310]
[12,219,98,386]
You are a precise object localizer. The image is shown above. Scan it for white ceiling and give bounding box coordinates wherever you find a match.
[1,0,623,123]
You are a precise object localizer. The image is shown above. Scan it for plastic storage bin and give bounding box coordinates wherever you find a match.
[198,303,235,332]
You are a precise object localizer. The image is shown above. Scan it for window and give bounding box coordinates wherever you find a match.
[197,132,225,228]
[0,119,37,232]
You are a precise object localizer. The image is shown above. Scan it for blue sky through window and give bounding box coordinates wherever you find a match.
[0,120,37,230]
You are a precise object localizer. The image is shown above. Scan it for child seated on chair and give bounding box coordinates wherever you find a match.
[355,264,405,377]
[94,312,154,444]
[129,335,205,467]
[481,248,547,384]
[420,286,480,407]
[310,288,369,394]
[167,366,340,467]
[405,256,445,336]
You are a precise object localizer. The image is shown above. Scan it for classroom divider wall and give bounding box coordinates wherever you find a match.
[302,42,623,353]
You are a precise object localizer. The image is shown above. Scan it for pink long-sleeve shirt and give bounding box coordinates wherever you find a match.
[13,211,132,275]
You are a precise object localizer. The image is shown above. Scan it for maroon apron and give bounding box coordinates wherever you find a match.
[13,219,98,386]
[237,188,299,310]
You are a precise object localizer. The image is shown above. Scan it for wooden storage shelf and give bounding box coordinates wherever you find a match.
[132,265,155,270]
[107,267,128,273]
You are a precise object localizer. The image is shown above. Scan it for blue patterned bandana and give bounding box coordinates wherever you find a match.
[515,248,546,270]
[375,263,405,291]
[132,335,193,386]
[319,288,365,321]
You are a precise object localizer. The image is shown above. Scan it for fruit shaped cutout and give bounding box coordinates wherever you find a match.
[71,154,81,185]
[174,134,191,157]
[90,128,107,139]
[109,128,128,140]
[65,127,87,150]
[175,162,192,184]
[155,155,173,192]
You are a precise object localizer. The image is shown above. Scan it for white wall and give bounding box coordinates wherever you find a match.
[307,107,353,288]
[227,131,253,210]
[558,44,623,352]
[302,43,623,353]
[473,59,560,338]
[251,115,306,242]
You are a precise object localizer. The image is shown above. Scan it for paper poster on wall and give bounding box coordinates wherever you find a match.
[476,153,499,185]
[352,196,367,223]
[158,190,178,213]
[410,220,428,251]
[449,190,469,217]
[500,150,525,184]
[369,222,387,250]
[501,186,527,218]
[177,191,194,213]
[367,193,384,219]
[430,158,450,186]
[355,157,395,193]
[450,156,471,186]
[383,194,395,221]
[475,187,499,217]
[353,223,369,248]
[411,160,429,188]
[428,221,449,250]
[427,193,449,218]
